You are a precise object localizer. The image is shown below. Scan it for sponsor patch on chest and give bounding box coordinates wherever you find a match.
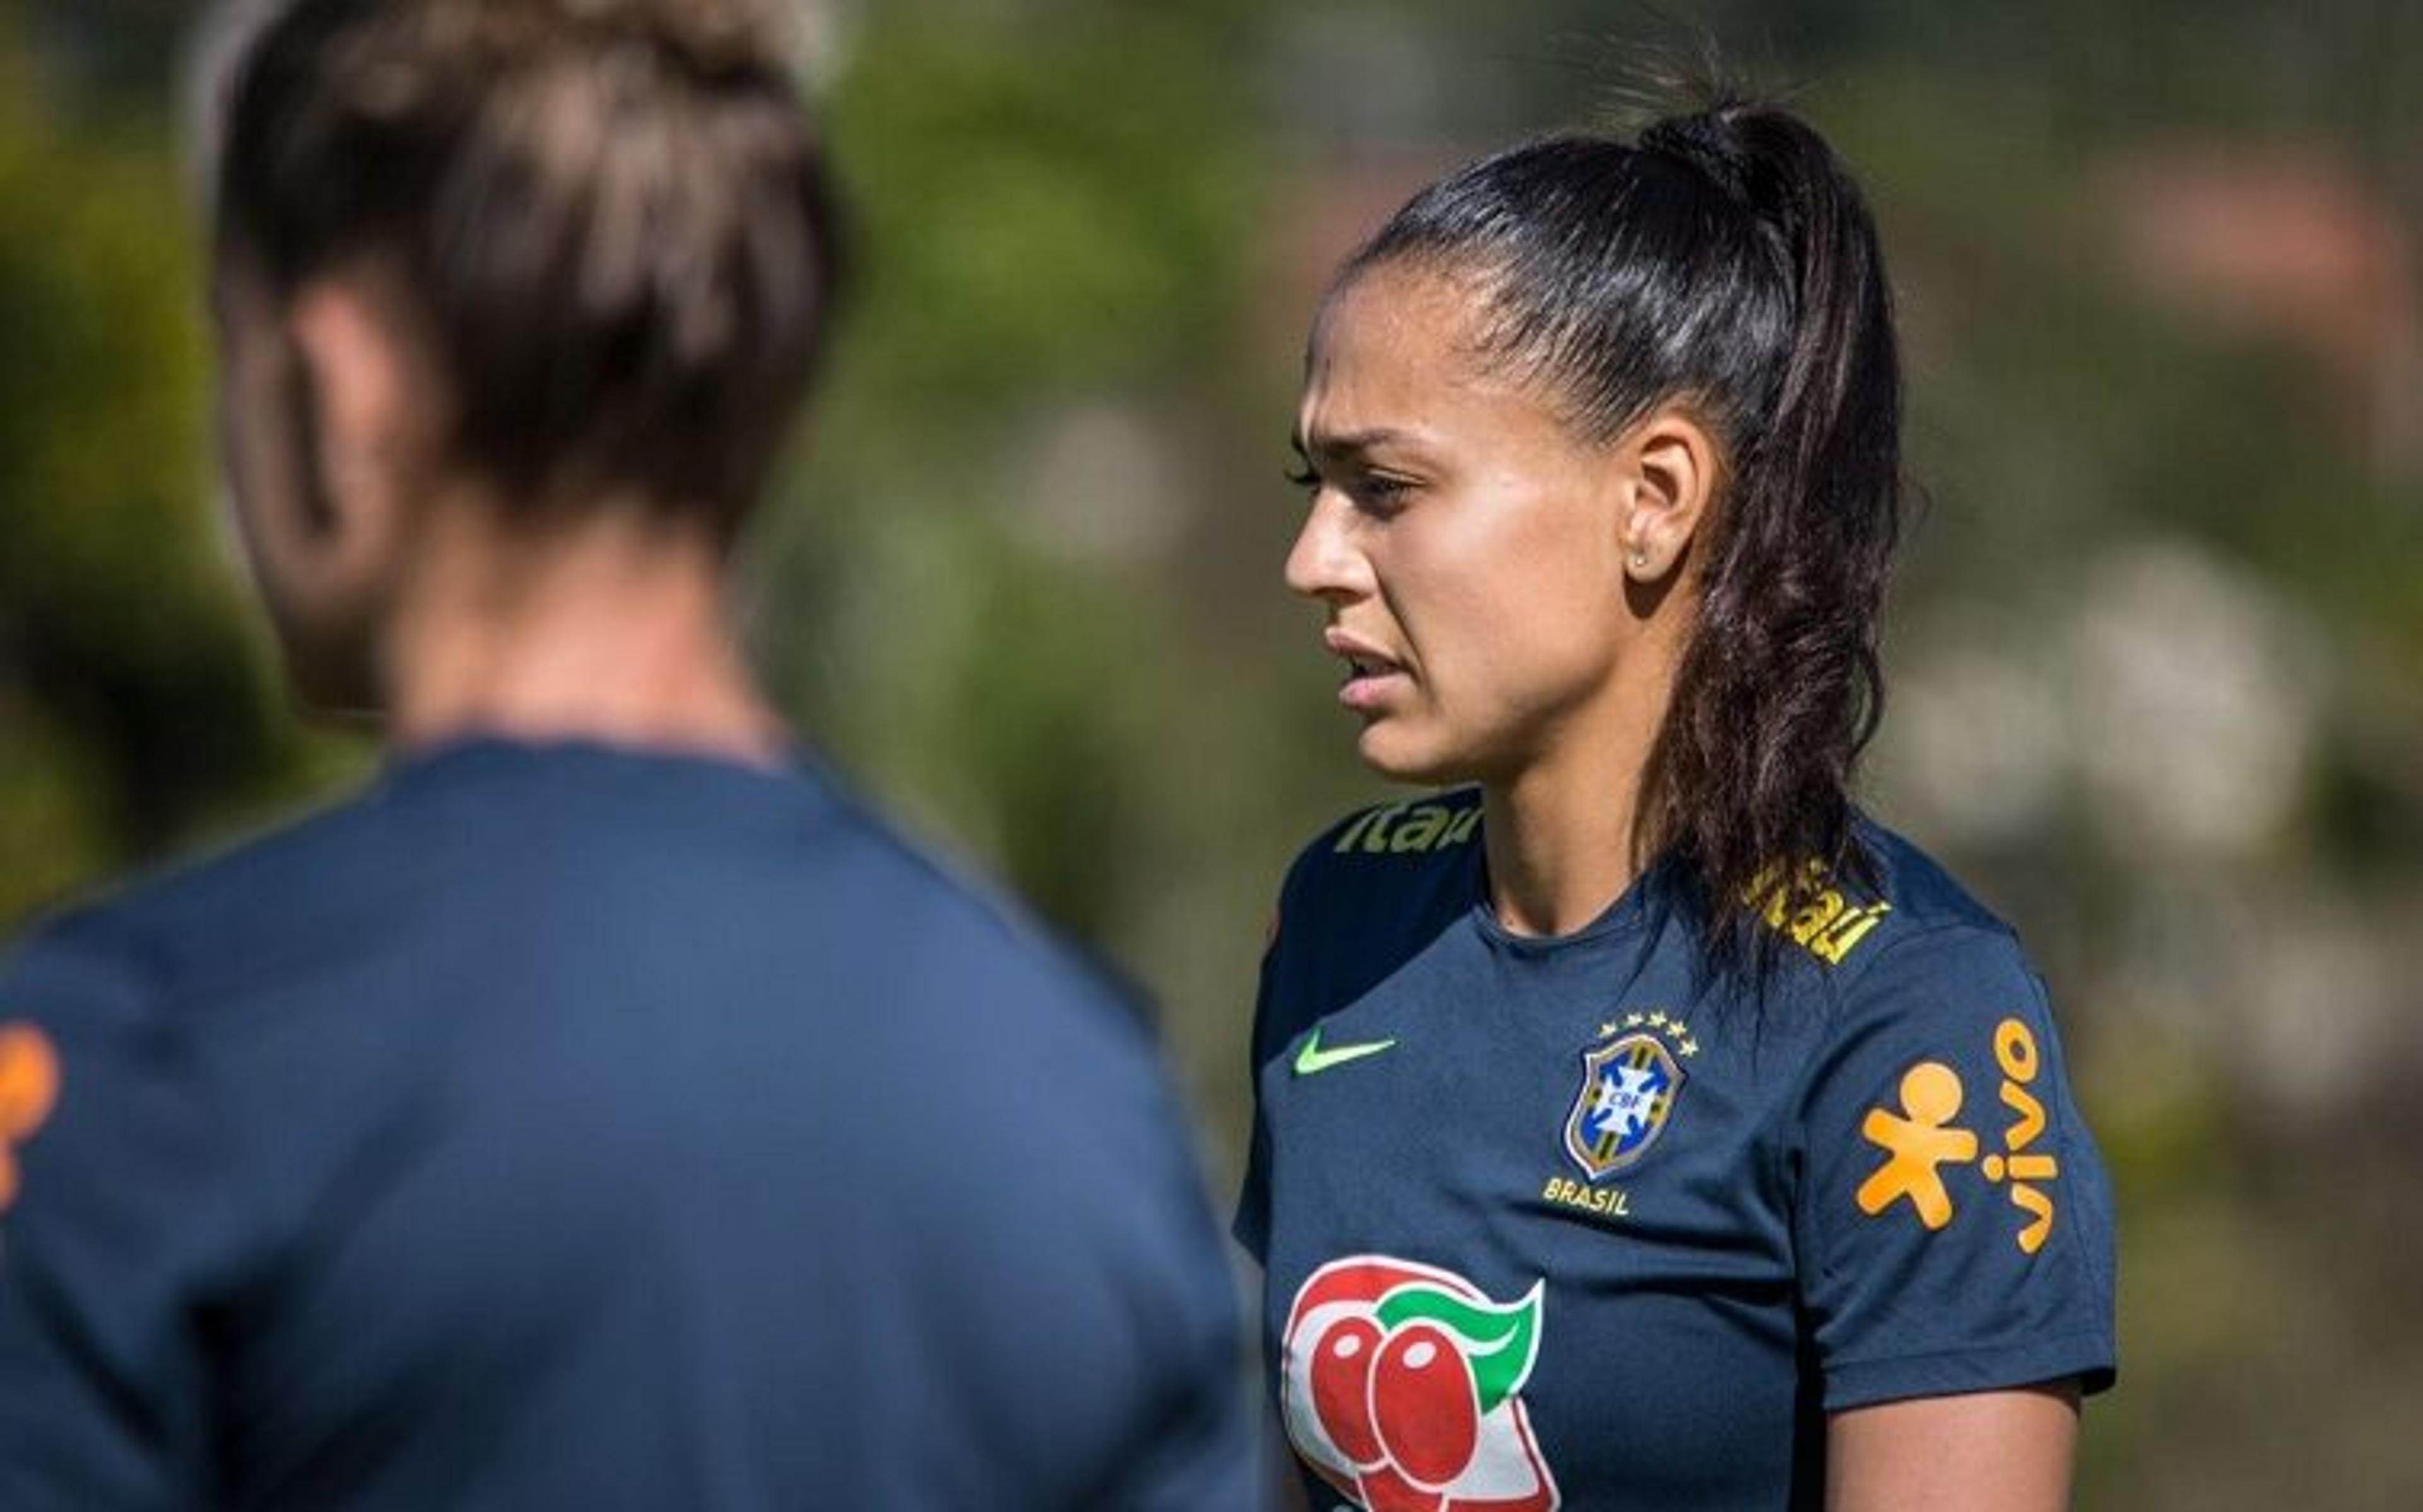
[1282,1256,1561,1511]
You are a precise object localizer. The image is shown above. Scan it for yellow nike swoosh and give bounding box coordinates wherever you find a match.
[1294,1027,1398,1076]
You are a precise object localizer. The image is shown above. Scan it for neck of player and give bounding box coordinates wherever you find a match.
[1479,629,1683,940]
[380,488,790,768]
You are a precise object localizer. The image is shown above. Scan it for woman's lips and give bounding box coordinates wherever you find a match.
[1339,667,1406,712]
[1325,630,1408,712]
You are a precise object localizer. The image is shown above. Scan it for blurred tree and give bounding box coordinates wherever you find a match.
[0,6,329,923]
[751,3,1294,957]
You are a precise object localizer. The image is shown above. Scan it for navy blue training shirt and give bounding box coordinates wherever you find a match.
[0,738,1254,1510]
[1238,790,2116,1511]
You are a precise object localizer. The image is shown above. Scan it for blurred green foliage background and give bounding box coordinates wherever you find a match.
[3,0,2420,1503]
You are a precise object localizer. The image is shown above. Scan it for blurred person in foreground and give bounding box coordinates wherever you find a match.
[0,1,1254,1506]
[1240,100,2116,1509]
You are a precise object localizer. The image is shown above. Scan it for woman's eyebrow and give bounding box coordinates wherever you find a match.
[1294,426,1415,459]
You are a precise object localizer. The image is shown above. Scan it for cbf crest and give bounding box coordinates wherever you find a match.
[1564,1016,1692,1180]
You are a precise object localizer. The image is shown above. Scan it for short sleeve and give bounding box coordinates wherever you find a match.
[0,917,218,1509]
[1230,837,1325,1267]
[1792,924,2117,1411]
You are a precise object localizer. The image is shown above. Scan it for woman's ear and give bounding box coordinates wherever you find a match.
[238,274,428,710]
[1618,407,1718,584]
[285,276,418,547]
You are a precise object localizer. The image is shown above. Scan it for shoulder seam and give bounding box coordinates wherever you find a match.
[3,903,176,1024]
[1827,913,2020,1004]
[1789,915,2030,1106]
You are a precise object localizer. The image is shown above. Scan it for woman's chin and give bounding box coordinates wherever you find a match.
[1355,723,1474,788]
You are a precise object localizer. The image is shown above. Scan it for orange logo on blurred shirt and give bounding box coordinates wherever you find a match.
[0,1023,61,1212]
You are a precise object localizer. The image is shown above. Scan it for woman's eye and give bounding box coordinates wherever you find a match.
[1353,473,1415,512]
[1286,457,1416,513]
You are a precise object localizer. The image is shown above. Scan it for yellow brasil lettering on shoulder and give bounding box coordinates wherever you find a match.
[1333,797,1483,856]
[1743,859,1892,966]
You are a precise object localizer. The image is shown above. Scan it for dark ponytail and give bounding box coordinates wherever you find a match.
[1341,99,1903,971]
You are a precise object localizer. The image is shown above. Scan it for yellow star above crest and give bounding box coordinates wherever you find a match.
[1679,1039,1701,1058]
[1648,1011,1670,1027]
[1624,1012,1646,1028]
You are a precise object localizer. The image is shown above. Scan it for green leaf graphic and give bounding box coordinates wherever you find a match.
[1375,1282,1543,1416]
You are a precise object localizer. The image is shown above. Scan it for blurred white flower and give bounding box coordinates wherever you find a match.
[2230,890,2402,1117]
[1876,616,2068,846]
[2065,540,2320,862]
[1013,401,1190,569]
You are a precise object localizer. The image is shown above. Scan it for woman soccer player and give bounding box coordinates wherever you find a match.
[1237,100,2116,1511]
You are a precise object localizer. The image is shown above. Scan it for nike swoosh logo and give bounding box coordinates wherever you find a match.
[1294,1027,1398,1077]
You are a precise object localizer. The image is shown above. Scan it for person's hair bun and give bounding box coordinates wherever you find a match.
[209,0,841,525]
[331,0,799,90]
[1636,107,1759,209]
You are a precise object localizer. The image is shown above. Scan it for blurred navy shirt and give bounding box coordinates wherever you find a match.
[0,738,1253,1510]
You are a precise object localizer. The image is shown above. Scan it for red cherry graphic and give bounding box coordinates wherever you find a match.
[1357,1460,1449,1512]
[1308,1315,1386,1467]
[1370,1319,1480,1489]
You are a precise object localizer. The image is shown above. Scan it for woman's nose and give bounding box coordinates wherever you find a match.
[1283,492,1371,606]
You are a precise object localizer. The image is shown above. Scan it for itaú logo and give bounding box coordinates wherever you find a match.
[1280,1256,1559,1512]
